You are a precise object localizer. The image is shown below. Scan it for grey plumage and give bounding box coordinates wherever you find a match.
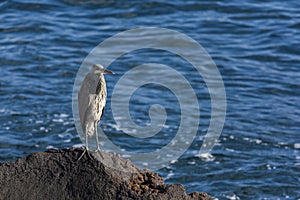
[78,64,113,155]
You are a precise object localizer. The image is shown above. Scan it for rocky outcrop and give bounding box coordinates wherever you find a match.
[0,148,213,200]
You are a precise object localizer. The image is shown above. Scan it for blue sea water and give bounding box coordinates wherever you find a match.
[0,0,300,199]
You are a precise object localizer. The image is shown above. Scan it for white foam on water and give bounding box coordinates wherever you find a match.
[162,124,170,128]
[294,143,300,149]
[195,153,215,162]
[279,142,287,145]
[46,145,56,149]
[254,139,262,144]
[243,137,264,145]
[187,160,196,165]
[59,113,69,118]
[109,123,137,134]
[224,193,241,200]
[73,143,84,148]
[225,148,235,152]
[165,170,174,180]
[52,118,64,123]
[266,164,276,170]
[65,128,74,133]
[170,159,177,164]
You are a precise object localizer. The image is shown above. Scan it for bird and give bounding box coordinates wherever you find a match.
[77,64,113,160]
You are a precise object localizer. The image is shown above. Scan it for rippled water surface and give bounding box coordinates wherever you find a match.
[1,0,300,199]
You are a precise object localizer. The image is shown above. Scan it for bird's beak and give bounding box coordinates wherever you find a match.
[103,69,114,74]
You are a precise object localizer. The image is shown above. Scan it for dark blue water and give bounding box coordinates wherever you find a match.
[1,0,300,199]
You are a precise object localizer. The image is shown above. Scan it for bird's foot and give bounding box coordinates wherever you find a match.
[94,148,104,160]
[77,147,92,161]
[95,148,101,153]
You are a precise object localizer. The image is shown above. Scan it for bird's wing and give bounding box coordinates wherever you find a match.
[78,73,98,128]
[100,106,105,121]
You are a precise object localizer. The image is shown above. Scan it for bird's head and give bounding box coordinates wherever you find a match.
[92,64,114,75]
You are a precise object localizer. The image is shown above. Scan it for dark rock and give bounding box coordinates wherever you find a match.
[0,148,214,200]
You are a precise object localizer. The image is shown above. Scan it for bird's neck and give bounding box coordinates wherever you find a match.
[95,74,106,95]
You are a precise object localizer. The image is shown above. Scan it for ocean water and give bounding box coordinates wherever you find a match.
[0,0,299,199]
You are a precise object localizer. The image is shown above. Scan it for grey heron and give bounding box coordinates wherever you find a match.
[77,64,113,160]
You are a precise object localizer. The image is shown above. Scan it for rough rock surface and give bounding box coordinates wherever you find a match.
[0,148,214,200]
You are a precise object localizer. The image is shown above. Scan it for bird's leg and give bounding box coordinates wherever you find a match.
[77,134,90,162]
[86,132,89,150]
[95,121,100,152]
